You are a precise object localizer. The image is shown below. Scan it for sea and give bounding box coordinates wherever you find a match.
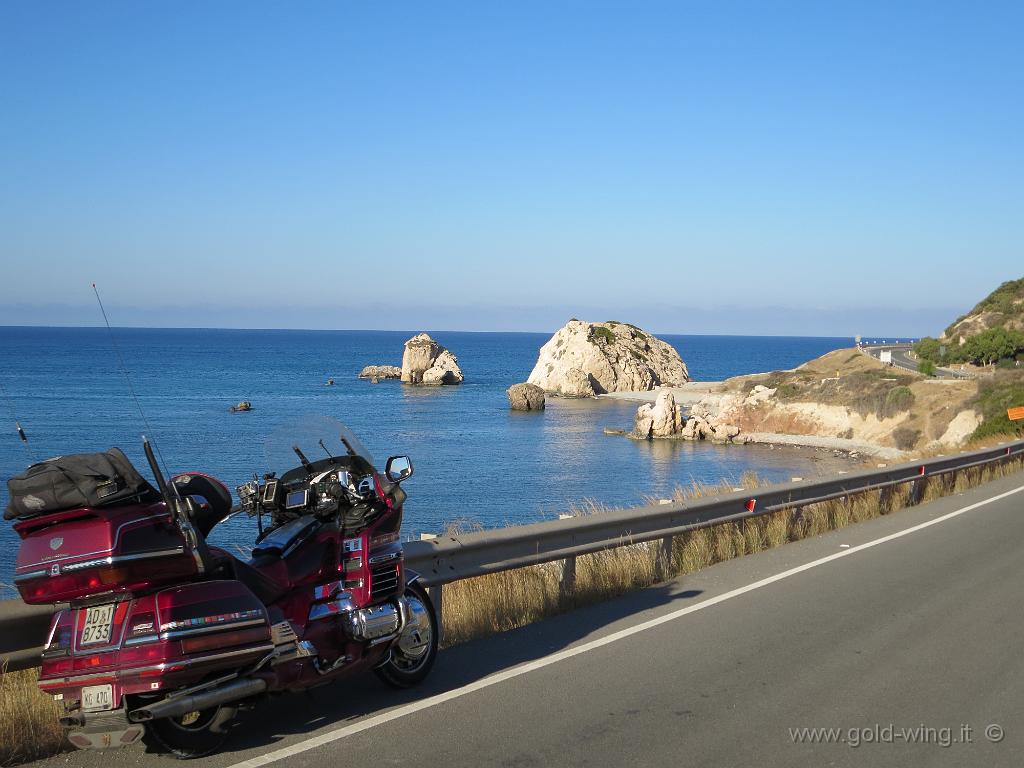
[0,327,858,592]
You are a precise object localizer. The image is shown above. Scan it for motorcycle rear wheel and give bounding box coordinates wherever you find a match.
[375,582,438,688]
[142,704,235,759]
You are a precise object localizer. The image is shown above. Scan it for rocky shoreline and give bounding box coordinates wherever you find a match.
[604,385,905,458]
[350,319,975,461]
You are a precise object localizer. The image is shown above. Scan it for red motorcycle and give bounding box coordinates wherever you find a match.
[6,417,437,757]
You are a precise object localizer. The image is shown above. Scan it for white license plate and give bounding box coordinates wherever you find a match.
[81,684,113,712]
[81,604,116,646]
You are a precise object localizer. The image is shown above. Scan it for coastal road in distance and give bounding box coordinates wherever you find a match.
[863,342,969,379]
[30,472,1024,768]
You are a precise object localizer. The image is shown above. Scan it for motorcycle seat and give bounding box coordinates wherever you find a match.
[212,551,290,606]
[251,514,318,559]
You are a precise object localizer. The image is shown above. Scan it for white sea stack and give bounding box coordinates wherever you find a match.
[633,392,686,438]
[401,333,464,385]
[527,320,689,397]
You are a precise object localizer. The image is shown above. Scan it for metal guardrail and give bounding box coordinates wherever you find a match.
[3,440,1023,671]
[0,601,65,672]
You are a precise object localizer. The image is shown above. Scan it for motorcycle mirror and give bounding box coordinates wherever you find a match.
[385,455,414,483]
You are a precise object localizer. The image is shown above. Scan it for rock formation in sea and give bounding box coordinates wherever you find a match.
[527,320,688,397]
[507,382,546,411]
[358,365,402,380]
[401,333,464,385]
[632,391,744,443]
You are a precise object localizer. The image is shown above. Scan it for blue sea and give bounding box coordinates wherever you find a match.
[0,327,856,591]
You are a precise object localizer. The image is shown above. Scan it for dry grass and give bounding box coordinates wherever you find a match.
[440,456,1024,647]
[0,665,65,766]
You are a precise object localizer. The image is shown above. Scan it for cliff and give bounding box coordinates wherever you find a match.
[687,349,981,452]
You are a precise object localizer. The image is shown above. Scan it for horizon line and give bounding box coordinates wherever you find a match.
[0,324,908,341]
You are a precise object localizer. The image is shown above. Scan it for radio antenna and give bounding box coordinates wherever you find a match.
[0,380,35,463]
[92,282,171,478]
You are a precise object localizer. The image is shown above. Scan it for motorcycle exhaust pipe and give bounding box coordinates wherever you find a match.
[129,678,268,722]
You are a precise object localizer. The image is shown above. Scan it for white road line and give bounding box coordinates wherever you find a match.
[227,483,1024,768]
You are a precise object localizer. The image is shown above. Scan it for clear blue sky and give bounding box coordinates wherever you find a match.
[1,1,1020,336]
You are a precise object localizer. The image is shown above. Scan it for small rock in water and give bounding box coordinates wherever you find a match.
[359,365,401,380]
[507,382,545,411]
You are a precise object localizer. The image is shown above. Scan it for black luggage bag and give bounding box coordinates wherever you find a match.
[5,448,159,520]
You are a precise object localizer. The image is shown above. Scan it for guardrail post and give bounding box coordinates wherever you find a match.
[428,585,444,645]
[910,478,928,505]
[878,486,894,514]
[656,535,674,580]
[560,556,577,599]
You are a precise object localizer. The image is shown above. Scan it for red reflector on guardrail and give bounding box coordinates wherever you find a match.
[746,499,756,512]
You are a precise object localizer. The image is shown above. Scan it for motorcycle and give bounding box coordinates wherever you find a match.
[6,417,437,757]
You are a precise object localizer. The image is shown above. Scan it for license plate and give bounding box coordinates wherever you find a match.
[81,604,115,646]
[81,684,113,712]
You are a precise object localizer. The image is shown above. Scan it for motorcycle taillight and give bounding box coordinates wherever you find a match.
[42,610,74,658]
[18,558,191,603]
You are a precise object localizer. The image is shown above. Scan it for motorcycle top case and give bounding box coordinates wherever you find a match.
[12,498,202,604]
[5,448,159,520]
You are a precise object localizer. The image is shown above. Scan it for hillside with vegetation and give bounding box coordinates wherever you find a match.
[698,349,983,453]
[908,278,1024,440]
[914,278,1024,369]
[944,277,1024,341]
[686,292,1024,450]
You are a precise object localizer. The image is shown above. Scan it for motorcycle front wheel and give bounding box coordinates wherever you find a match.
[375,581,438,688]
[142,704,235,759]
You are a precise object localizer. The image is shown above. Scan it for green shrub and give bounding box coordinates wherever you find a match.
[589,326,616,344]
[882,386,915,418]
[972,373,1024,439]
[918,360,936,377]
[963,328,1024,365]
[913,337,942,362]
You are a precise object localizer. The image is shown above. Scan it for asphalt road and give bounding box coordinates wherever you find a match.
[32,471,1024,768]
[863,343,968,379]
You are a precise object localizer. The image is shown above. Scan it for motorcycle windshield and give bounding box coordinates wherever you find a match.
[264,415,377,479]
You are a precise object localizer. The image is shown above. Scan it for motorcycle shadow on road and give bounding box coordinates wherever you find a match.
[214,581,704,756]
